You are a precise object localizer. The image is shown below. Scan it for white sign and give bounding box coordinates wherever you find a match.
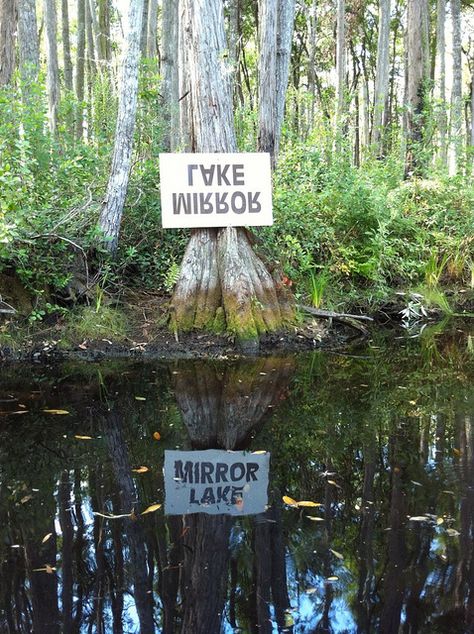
[164,449,270,516]
[159,153,273,229]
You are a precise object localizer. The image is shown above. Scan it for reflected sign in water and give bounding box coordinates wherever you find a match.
[164,449,269,515]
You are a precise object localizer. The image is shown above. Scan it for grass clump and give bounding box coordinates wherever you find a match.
[65,305,129,343]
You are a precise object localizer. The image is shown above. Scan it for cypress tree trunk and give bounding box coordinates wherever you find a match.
[99,0,144,252]
[405,0,429,177]
[170,0,293,350]
[17,0,39,85]
[140,0,149,57]
[258,0,277,164]
[147,0,158,58]
[0,0,17,87]
[449,0,463,175]
[44,0,60,135]
[372,0,391,155]
[275,0,296,159]
[61,0,73,92]
[75,0,86,139]
[434,0,447,167]
[335,0,346,131]
[161,0,179,150]
[98,0,112,63]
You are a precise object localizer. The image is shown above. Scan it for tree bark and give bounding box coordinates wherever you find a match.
[98,0,144,252]
[44,0,60,135]
[434,0,447,166]
[258,0,277,164]
[404,0,429,177]
[17,0,39,85]
[372,0,391,154]
[147,0,158,58]
[275,0,296,159]
[335,0,346,131]
[140,0,149,57]
[98,0,112,63]
[161,0,179,150]
[449,0,462,175]
[61,0,73,91]
[0,0,17,87]
[75,0,86,139]
[170,0,294,349]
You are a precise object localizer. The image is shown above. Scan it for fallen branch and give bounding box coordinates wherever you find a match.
[299,304,373,335]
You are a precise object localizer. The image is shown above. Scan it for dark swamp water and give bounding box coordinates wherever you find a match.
[0,325,473,634]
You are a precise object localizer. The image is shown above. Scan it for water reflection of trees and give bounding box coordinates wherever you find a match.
[0,337,473,633]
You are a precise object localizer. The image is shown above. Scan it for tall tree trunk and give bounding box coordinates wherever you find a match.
[161,0,179,150]
[404,0,429,177]
[88,0,101,68]
[335,0,346,131]
[434,0,447,166]
[17,0,39,85]
[61,0,73,91]
[147,0,158,58]
[140,0,149,57]
[98,0,144,252]
[98,0,112,63]
[0,0,17,86]
[275,0,296,159]
[44,0,60,135]
[307,0,318,128]
[258,0,277,164]
[75,0,86,139]
[170,0,293,350]
[372,0,391,155]
[449,0,462,175]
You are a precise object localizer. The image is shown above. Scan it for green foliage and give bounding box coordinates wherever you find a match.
[65,304,129,342]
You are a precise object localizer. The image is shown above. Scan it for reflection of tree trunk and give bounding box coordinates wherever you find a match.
[180,514,233,634]
[172,357,295,633]
[58,470,74,632]
[101,409,155,634]
[173,357,295,449]
[380,438,407,633]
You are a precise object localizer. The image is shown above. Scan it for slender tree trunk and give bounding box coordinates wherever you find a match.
[99,0,144,252]
[404,0,429,177]
[44,0,60,135]
[275,0,296,158]
[434,0,447,166]
[307,0,318,128]
[61,0,73,91]
[140,0,149,57]
[335,0,346,131]
[170,0,293,349]
[372,0,391,154]
[0,0,17,86]
[258,0,277,164]
[85,0,97,73]
[88,0,101,68]
[147,0,158,58]
[98,0,112,63]
[161,0,179,150]
[449,0,462,175]
[17,0,39,85]
[75,0,86,139]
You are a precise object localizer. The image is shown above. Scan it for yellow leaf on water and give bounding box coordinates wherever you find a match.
[20,495,32,504]
[330,549,344,560]
[297,501,323,508]
[446,528,460,537]
[327,480,341,488]
[42,533,53,544]
[132,466,150,474]
[408,516,429,522]
[326,576,339,582]
[74,435,93,440]
[252,450,267,454]
[452,448,461,456]
[135,396,147,401]
[153,432,161,441]
[43,409,70,415]
[141,503,162,515]
[93,511,132,519]
[283,495,298,507]
[306,516,325,522]
[45,564,54,574]
[436,517,444,526]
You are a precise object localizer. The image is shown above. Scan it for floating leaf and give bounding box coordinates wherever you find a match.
[135,396,147,401]
[283,495,298,507]
[141,503,162,515]
[33,565,56,573]
[132,466,150,474]
[452,448,461,457]
[306,516,325,522]
[41,533,53,544]
[297,500,322,508]
[93,511,132,519]
[326,576,339,582]
[74,435,93,440]
[327,480,341,488]
[442,490,455,496]
[42,409,69,415]
[306,588,317,594]
[153,432,161,441]
[330,549,344,560]
[408,516,429,522]
[20,495,32,504]
[446,528,460,537]
[252,450,267,454]
[436,517,444,526]
[411,480,423,487]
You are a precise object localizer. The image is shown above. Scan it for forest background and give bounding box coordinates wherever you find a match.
[0,0,473,343]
